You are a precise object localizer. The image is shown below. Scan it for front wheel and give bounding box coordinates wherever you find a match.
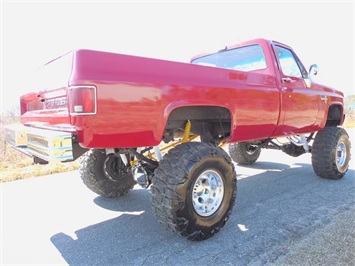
[151,142,236,241]
[312,127,351,179]
[80,149,136,197]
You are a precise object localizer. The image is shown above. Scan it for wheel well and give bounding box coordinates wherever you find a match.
[164,106,232,143]
[326,105,343,126]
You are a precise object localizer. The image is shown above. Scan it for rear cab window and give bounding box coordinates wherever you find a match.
[191,44,267,72]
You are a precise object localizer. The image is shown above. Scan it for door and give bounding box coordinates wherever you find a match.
[274,45,320,135]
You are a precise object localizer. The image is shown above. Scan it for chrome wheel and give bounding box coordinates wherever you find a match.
[246,144,259,155]
[192,170,224,217]
[336,141,347,170]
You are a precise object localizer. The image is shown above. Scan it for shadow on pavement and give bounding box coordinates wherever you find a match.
[237,161,291,171]
[50,164,355,265]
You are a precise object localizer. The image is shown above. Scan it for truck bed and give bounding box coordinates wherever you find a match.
[20,48,281,148]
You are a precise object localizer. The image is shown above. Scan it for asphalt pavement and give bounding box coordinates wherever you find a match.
[1,129,354,265]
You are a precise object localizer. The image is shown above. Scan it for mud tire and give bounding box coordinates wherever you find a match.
[80,149,136,197]
[312,127,351,179]
[151,142,236,241]
[229,142,261,165]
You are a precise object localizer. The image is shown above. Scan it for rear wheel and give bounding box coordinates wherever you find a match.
[151,142,236,241]
[229,142,261,165]
[312,127,351,179]
[80,149,136,197]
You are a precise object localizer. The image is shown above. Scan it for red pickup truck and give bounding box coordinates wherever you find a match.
[7,38,351,241]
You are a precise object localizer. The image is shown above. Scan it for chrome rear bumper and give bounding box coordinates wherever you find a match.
[5,124,74,162]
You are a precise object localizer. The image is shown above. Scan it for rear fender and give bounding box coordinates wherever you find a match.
[164,105,233,142]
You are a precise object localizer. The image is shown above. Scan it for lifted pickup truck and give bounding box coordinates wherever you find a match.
[6,38,351,241]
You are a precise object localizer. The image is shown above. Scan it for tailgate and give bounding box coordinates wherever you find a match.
[20,52,74,130]
[21,88,72,128]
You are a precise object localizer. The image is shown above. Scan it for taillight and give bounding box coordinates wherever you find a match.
[68,86,97,115]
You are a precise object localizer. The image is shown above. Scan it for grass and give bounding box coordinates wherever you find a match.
[0,154,79,183]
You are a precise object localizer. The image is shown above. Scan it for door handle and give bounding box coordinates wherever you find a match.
[282,87,293,92]
[282,77,295,83]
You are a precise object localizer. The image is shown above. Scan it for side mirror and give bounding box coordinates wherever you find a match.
[309,64,318,77]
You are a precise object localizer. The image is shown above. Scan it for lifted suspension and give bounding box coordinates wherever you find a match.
[260,133,314,157]
[128,120,197,187]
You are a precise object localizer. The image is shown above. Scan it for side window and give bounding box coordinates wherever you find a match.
[275,46,303,78]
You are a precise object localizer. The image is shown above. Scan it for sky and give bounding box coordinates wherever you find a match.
[1,0,354,112]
